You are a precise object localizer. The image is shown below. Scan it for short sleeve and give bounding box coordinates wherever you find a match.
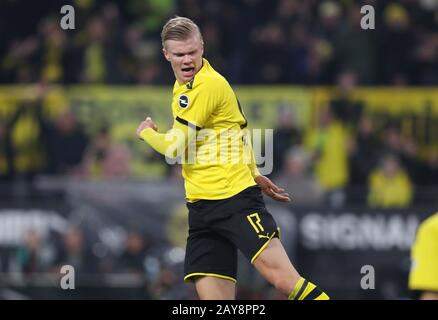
[174,79,223,130]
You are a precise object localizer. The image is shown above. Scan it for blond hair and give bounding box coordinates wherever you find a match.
[161,16,203,48]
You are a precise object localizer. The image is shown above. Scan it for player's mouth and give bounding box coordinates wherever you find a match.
[181,67,195,78]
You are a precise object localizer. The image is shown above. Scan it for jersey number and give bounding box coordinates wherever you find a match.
[247,213,264,234]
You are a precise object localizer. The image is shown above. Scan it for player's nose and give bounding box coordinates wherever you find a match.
[182,54,192,64]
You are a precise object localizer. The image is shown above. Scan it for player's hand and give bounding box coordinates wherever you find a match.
[255,175,291,203]
[136,117,158,138]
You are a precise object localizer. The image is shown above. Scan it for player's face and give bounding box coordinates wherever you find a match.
[163,34,204,84]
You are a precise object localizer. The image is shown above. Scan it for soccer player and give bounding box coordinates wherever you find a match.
[136,16,329,300]
[409,212,438,300]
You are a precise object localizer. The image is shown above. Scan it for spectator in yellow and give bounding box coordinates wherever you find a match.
[305,108,349,207]
[367,154,412,208]
[409,212,438,300]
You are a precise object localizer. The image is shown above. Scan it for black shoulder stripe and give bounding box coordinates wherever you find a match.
[176,116,202,131]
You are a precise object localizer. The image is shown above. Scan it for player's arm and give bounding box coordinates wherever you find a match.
[254,174,290,203]
[136,117,196,158]
[245,135,261,179]
[420,291,438,300]
[137,78,221,156]
[244,133,290,202]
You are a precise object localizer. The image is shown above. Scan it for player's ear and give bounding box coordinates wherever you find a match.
[163,48,171,62]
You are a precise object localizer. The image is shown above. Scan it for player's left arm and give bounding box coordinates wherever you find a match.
[244,131,290,202]
[137,81,218,158]
[255,174,290,203]
[136,117,196,158]
[419,291,438,300]
[246,135,261,179]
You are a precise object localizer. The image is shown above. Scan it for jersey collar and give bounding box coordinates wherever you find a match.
[174,58,209,90]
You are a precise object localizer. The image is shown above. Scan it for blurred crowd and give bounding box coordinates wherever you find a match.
[2,80,438,209]
[0,84,136,184]
[0,225,191,299]
[272,99,438,209]
[1,0,438,85]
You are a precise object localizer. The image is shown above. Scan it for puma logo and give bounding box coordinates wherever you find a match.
[258,233,272,240]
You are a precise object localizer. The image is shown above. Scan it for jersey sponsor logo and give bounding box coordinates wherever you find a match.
[178,95,189,108]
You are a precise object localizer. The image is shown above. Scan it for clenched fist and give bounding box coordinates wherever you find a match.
[136,117,158,138]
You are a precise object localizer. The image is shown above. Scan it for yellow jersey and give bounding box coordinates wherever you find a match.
[141,59,258,201]
[305,121,349,191]
[367,169,412,208]
[409,213,438,292]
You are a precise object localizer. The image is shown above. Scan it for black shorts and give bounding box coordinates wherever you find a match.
[184,186,280,283]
